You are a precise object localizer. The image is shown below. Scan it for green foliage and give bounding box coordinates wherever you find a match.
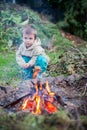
[17,110,70,130]
[84,22,87,36]
[0,108,78,130]
[48,44,87,76]
[54,30,73,48]
[0,4,58,50]
[0,8,23,48]
[0,107,86,130]
[48,0,87,40]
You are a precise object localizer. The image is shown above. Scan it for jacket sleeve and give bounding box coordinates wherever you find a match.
[28,47,40,66]
[28,56,37,66]
[16,45,26,67]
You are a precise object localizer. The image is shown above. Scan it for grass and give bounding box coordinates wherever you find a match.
[0,50,21,87]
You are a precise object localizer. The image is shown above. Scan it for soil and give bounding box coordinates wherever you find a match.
[61,30,87,46]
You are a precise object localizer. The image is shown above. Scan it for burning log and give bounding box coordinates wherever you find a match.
[0,77,67,115]
[21,80,63,115]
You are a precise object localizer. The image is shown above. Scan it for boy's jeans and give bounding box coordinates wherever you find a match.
[22,55,48,79]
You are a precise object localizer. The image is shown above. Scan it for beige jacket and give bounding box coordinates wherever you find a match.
[16,38,50,67]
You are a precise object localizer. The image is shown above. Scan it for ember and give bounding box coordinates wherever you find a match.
[21,81,59,114]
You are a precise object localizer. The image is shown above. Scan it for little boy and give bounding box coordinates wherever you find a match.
[16,25,50,79]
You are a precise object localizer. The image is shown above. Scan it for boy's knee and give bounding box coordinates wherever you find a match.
[35,55,48,72]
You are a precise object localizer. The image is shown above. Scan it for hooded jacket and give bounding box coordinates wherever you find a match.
[16,38,50,67]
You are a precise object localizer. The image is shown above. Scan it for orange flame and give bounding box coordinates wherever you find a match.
[22,98,29,110]
[46,81,55,96]
[33,96,41,114]
[44,101,57,113]
[46,80,51,93]
[21,80,58,114]
[33,66,41,79]
[21,98,34,111]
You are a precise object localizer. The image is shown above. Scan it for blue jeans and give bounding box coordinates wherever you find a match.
[22,55,48,79]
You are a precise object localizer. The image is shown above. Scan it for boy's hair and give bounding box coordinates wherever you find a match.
[22,25,37,39]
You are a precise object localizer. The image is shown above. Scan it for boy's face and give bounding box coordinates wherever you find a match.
[23,33,35,48]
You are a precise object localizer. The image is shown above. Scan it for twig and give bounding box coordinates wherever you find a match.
[81,83,87,96]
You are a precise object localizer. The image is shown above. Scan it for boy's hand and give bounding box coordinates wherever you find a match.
[23,63,30,68]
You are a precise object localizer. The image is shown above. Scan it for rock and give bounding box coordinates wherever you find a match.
[53,75,65,85]
[66,73,80,84]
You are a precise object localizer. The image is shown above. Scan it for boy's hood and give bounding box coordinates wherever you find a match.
[23,37,41,50]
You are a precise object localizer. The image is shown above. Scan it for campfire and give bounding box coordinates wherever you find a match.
[0,74,87,120]
[0,73,66,115]
[21,80,60,114]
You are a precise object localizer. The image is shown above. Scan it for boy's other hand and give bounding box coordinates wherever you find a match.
[23,63,30,68]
